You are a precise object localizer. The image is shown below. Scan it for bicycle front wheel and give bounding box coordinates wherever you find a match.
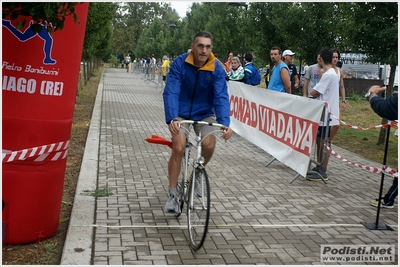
[187,167,210,250]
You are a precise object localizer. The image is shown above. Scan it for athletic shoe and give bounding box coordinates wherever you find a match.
[307,166,321,175]
[164,193,180,213]
[370,199,394,209]
[311,166,321,172]
[307,169,328,181]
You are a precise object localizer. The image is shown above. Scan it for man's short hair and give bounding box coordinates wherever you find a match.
[319,48,333,65]
[192,31,213,43]
[271,46,282,55]
[245,53,253,62]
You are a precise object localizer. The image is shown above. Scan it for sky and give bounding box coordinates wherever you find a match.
[169,1,195,18]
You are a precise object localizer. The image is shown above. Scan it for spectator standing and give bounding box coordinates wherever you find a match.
[303,53,322,98]
[244,53,261,86]
[162,31,233,213]
[224,51,235,72]
[332,49,347,110]
[282,50,300,94]
[146,56,151,75]
[307,48,339,181]
[267,46,291,93]
[366,85,398,120]
[264,64,271,88]
[151,54,157,80]
[141,57,146,73]
[161,55,170,83]
[227,56,245,82]
[366,85,398,208]
[318,49,347,147]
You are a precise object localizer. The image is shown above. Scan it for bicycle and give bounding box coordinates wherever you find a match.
[175,120,227,250]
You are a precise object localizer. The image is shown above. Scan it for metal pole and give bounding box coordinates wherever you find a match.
[375,125,391,226]
[243,5,248,66]
[178,29,181,55]
[361,124,393,231]
[241,36,245,66]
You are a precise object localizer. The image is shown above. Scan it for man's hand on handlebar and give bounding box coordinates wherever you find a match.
[168,120,181,136]
[221,127,233,140]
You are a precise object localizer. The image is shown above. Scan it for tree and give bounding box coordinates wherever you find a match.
[82,2,118,61]
[246,2,286,67]
[113,2,180,61]
[343,2,398,93]
[2,2,80,34]
[342,2,398,145]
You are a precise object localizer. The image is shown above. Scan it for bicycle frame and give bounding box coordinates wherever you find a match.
[178,120,225,203]
[179,126,204,208]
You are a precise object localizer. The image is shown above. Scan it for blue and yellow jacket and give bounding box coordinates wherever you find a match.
[163,52,230,127]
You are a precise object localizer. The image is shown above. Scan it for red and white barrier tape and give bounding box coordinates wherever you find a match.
[323,102,398,130]
[2,140,69,163]
[327,145,398,177]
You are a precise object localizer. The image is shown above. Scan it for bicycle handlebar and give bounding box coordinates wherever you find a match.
[178,120,228,130]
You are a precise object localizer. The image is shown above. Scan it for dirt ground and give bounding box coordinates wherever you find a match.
[2,67,102,265]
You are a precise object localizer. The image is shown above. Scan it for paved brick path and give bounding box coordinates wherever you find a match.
[62,67,397,265]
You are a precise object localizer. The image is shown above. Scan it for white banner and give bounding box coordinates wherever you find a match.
[228,81,326,177]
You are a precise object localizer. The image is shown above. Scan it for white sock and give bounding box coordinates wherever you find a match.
[169,188,177,196]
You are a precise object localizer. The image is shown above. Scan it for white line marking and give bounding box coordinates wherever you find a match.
[70,223,397,229]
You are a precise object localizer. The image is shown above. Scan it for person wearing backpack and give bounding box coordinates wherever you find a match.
[244,53,262,86]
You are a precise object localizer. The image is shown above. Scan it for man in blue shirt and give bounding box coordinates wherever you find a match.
[267,46,291,93]
[244,53,261,86]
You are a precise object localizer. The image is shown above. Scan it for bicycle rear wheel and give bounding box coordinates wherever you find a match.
[187,167,210,250]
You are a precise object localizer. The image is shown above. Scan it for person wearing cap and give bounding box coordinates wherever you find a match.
[267,46,291,93]
[282,49,300,94]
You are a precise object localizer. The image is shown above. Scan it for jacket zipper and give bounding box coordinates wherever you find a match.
[188,70,200,119]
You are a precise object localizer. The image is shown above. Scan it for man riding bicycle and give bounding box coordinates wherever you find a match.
[162,31,233,213]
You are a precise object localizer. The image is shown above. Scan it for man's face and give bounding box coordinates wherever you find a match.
[270,49,281,64]
[191,36,212,66]
[332,52,339,66]
[285,55,294,64]
[231,59,240,69]
[317,55,322,67]
[229,53,233,59]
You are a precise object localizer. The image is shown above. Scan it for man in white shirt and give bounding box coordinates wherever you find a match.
[308,48,339,181]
